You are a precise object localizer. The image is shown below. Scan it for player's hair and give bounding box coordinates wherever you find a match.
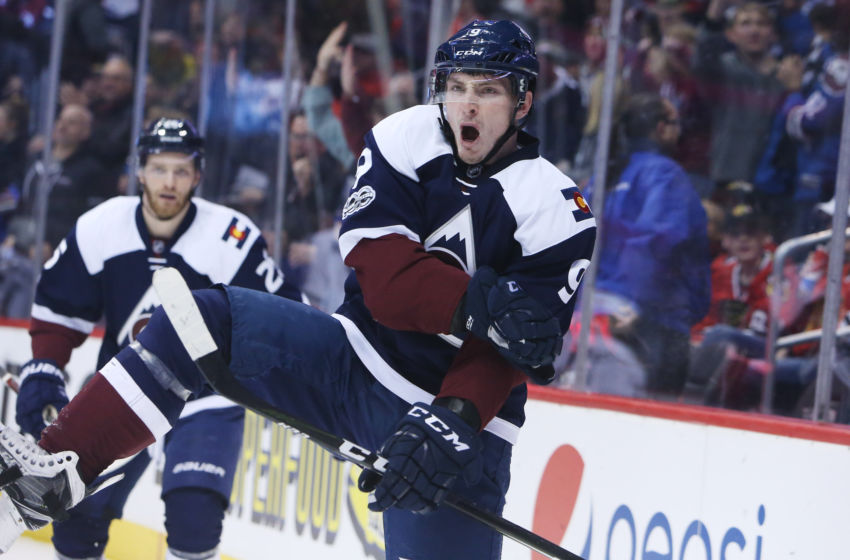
[729,2,774,28]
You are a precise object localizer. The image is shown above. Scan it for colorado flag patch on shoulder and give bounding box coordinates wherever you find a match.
[222,216,251,249]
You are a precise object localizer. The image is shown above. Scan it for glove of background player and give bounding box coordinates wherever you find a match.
[15,359,68,438]
[463,267,562,371]
[358,402,482,513]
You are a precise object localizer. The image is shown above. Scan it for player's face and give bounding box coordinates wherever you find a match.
[139,152,199,220]
[443,72,530,165]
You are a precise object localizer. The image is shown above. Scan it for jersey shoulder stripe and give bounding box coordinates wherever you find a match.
[171,198,261,284]
[370,104,451,182]
[75,196,145,276]
[492,157,596,256]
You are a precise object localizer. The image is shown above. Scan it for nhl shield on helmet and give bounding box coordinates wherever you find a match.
[137,118,204,170]
[429,20,538,105]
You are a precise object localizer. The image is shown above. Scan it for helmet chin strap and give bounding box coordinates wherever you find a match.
[438,102,523,180]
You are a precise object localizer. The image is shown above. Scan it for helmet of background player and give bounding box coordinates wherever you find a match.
[137,118,205,175]
[429,20,538,173]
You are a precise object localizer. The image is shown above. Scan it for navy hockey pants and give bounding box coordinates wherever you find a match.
[129,285,512,560]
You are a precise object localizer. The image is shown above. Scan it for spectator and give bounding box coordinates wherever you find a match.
[338,33,388,157]
[0,99,27,238]
[801,3,837,96]
[88,54,134,179]
[0,216,39,318]
[304,21,356,169]
[529,40,584,173]
[61,0,111,84]
[23,104,111,247]
[572,17,628,184]
[691,205,773,344]
[694,1,802,193]
[520,0,586,53]
[692,202,850,413]
[588,93,711,397]
[775,0,813,57]
[0,1,50,99]
[225,164,270,226]
[284,112,346,245]
[783,31,848,236]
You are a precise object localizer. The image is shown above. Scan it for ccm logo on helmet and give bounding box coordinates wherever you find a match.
[455,48,484,56]
[409,405,471,452]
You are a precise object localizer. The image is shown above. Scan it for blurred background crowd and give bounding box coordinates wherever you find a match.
[1,0,849,422]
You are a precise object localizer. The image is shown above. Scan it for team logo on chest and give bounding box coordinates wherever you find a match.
[424,205,476,273]
[117,285,160,346]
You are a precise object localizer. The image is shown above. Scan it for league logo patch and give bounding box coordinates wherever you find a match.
[342,186,376,220]
[222,217,251,249]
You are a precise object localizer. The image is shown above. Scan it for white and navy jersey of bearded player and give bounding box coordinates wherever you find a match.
[32,196,303,371]
[335,104,596,443]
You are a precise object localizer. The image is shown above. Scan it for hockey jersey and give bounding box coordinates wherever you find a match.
[335,105,596,442]
[32,196,302,373]
[691,251,773,341]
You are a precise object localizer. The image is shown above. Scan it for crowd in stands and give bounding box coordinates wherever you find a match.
[0,0,849,419]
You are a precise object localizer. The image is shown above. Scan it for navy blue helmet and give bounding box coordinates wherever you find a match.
[137,118,204,169]
[430,20,539,104]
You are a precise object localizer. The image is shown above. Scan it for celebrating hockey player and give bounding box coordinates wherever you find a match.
[11,118,303,560]
[0,20,595,559]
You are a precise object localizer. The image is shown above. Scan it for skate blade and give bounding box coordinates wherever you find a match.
[0,492,26,553]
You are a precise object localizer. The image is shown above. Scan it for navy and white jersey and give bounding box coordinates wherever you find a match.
[336,104,596,442]
[33,196,302,370]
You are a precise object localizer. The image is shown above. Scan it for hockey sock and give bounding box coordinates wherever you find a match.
[163,488,225,558]
[40,373,154,484]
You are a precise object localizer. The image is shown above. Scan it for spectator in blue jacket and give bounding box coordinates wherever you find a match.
[589,93,711,397]
[784,38,848,237]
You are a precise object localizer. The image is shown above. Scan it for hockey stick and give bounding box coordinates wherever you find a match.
[152,268,583,560]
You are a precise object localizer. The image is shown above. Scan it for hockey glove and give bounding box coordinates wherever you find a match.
[15,359,68,439]
[358,402,482,514]
[462,267,562,374]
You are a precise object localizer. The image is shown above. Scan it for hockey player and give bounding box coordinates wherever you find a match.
[12,117,303,560]
[0,20,595,559]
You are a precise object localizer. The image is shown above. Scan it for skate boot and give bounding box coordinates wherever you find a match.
[0,424,85,551]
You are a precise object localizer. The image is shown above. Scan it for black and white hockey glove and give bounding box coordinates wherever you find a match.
[15,359,68,438]
[358,402,482,514]
[459,266,561,381]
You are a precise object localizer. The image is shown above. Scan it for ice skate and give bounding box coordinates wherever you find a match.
[0,424,85,552]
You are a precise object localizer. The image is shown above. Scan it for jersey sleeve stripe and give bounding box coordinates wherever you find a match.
[338,225,421,261]
[332,313,520,444]
[31,303,96,334]
[100,358,172,439]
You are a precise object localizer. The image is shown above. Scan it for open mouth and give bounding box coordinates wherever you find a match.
[461,125,479,142]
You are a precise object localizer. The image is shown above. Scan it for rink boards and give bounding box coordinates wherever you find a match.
[1,321,848,559]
